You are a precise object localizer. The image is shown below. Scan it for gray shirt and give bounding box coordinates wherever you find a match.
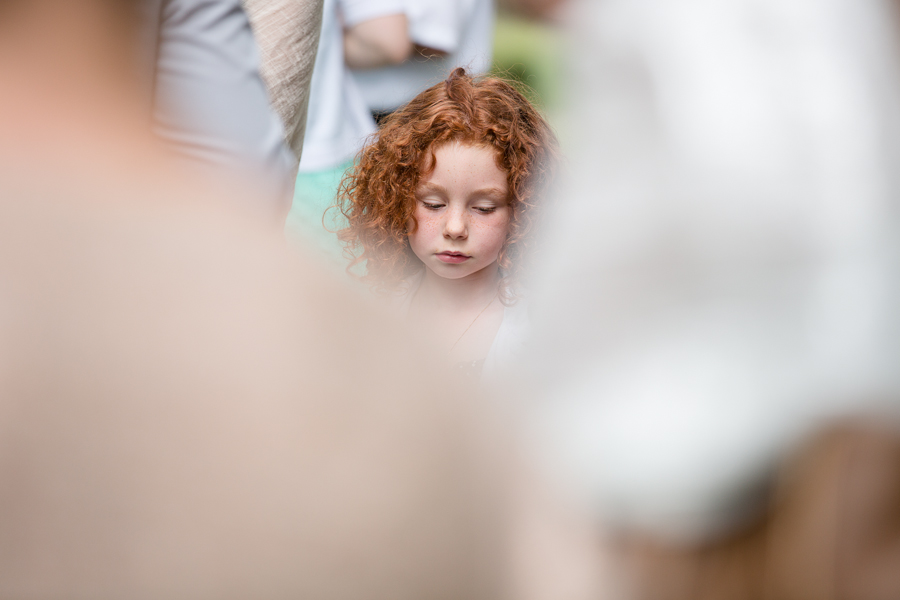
[142,0,297,218]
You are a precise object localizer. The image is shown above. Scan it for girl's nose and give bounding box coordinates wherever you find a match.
[443,208,468,239]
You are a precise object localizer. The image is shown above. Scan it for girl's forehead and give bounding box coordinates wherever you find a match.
[420,140,505,174]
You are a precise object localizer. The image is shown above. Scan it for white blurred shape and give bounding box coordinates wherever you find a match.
[524,0,900,539]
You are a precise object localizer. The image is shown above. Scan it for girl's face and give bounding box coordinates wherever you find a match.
[408,142,511,281]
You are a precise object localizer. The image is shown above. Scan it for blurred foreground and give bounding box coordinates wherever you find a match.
[3,0,900,598]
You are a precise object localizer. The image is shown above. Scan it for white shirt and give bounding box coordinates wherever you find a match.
[351,0,495,113]
[394,269,529,376]
[298,0,404,172]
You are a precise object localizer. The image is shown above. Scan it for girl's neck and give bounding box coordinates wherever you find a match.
[416,263,502,312]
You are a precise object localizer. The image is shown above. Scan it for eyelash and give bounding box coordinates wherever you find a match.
[419,202,497,214]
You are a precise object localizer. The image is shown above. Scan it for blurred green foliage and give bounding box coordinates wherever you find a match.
[490,10,566,116]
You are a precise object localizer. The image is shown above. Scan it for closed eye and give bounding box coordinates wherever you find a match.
[473,206,497,214]
[421,201,444,211]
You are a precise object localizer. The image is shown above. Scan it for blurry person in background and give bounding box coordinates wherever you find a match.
[497,0,566,21]
[520,0,900,597]
[342,0,413,69]
[0,1,592,598]
[139,0,297,222]
[337,69,558,381]
[242,0,324,168]
[284,0,409,268]
[349,0,496,124]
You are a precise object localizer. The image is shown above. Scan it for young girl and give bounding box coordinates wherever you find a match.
[338,68,558,376]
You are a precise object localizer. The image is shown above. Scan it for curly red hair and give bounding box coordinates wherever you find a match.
[337,68,558,301]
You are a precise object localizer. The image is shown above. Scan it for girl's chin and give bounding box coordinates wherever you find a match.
[424,262,499,282]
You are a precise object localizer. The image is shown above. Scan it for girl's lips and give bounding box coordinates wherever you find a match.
[436,252,470,264]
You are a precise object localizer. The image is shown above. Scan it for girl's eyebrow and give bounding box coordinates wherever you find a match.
[416,182,445,195]
[415,182,508,200]
[475,187,509,200]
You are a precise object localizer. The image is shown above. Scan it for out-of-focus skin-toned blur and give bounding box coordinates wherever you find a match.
[0,2,602,598]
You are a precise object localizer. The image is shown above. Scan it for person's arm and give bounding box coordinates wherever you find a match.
[343,13,413,70]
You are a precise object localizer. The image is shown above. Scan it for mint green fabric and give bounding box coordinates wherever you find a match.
[285,159,354,271]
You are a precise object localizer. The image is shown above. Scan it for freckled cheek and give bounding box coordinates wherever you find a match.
[473,219,511,253]
[416,215,441,236]
[409,216,442,255]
